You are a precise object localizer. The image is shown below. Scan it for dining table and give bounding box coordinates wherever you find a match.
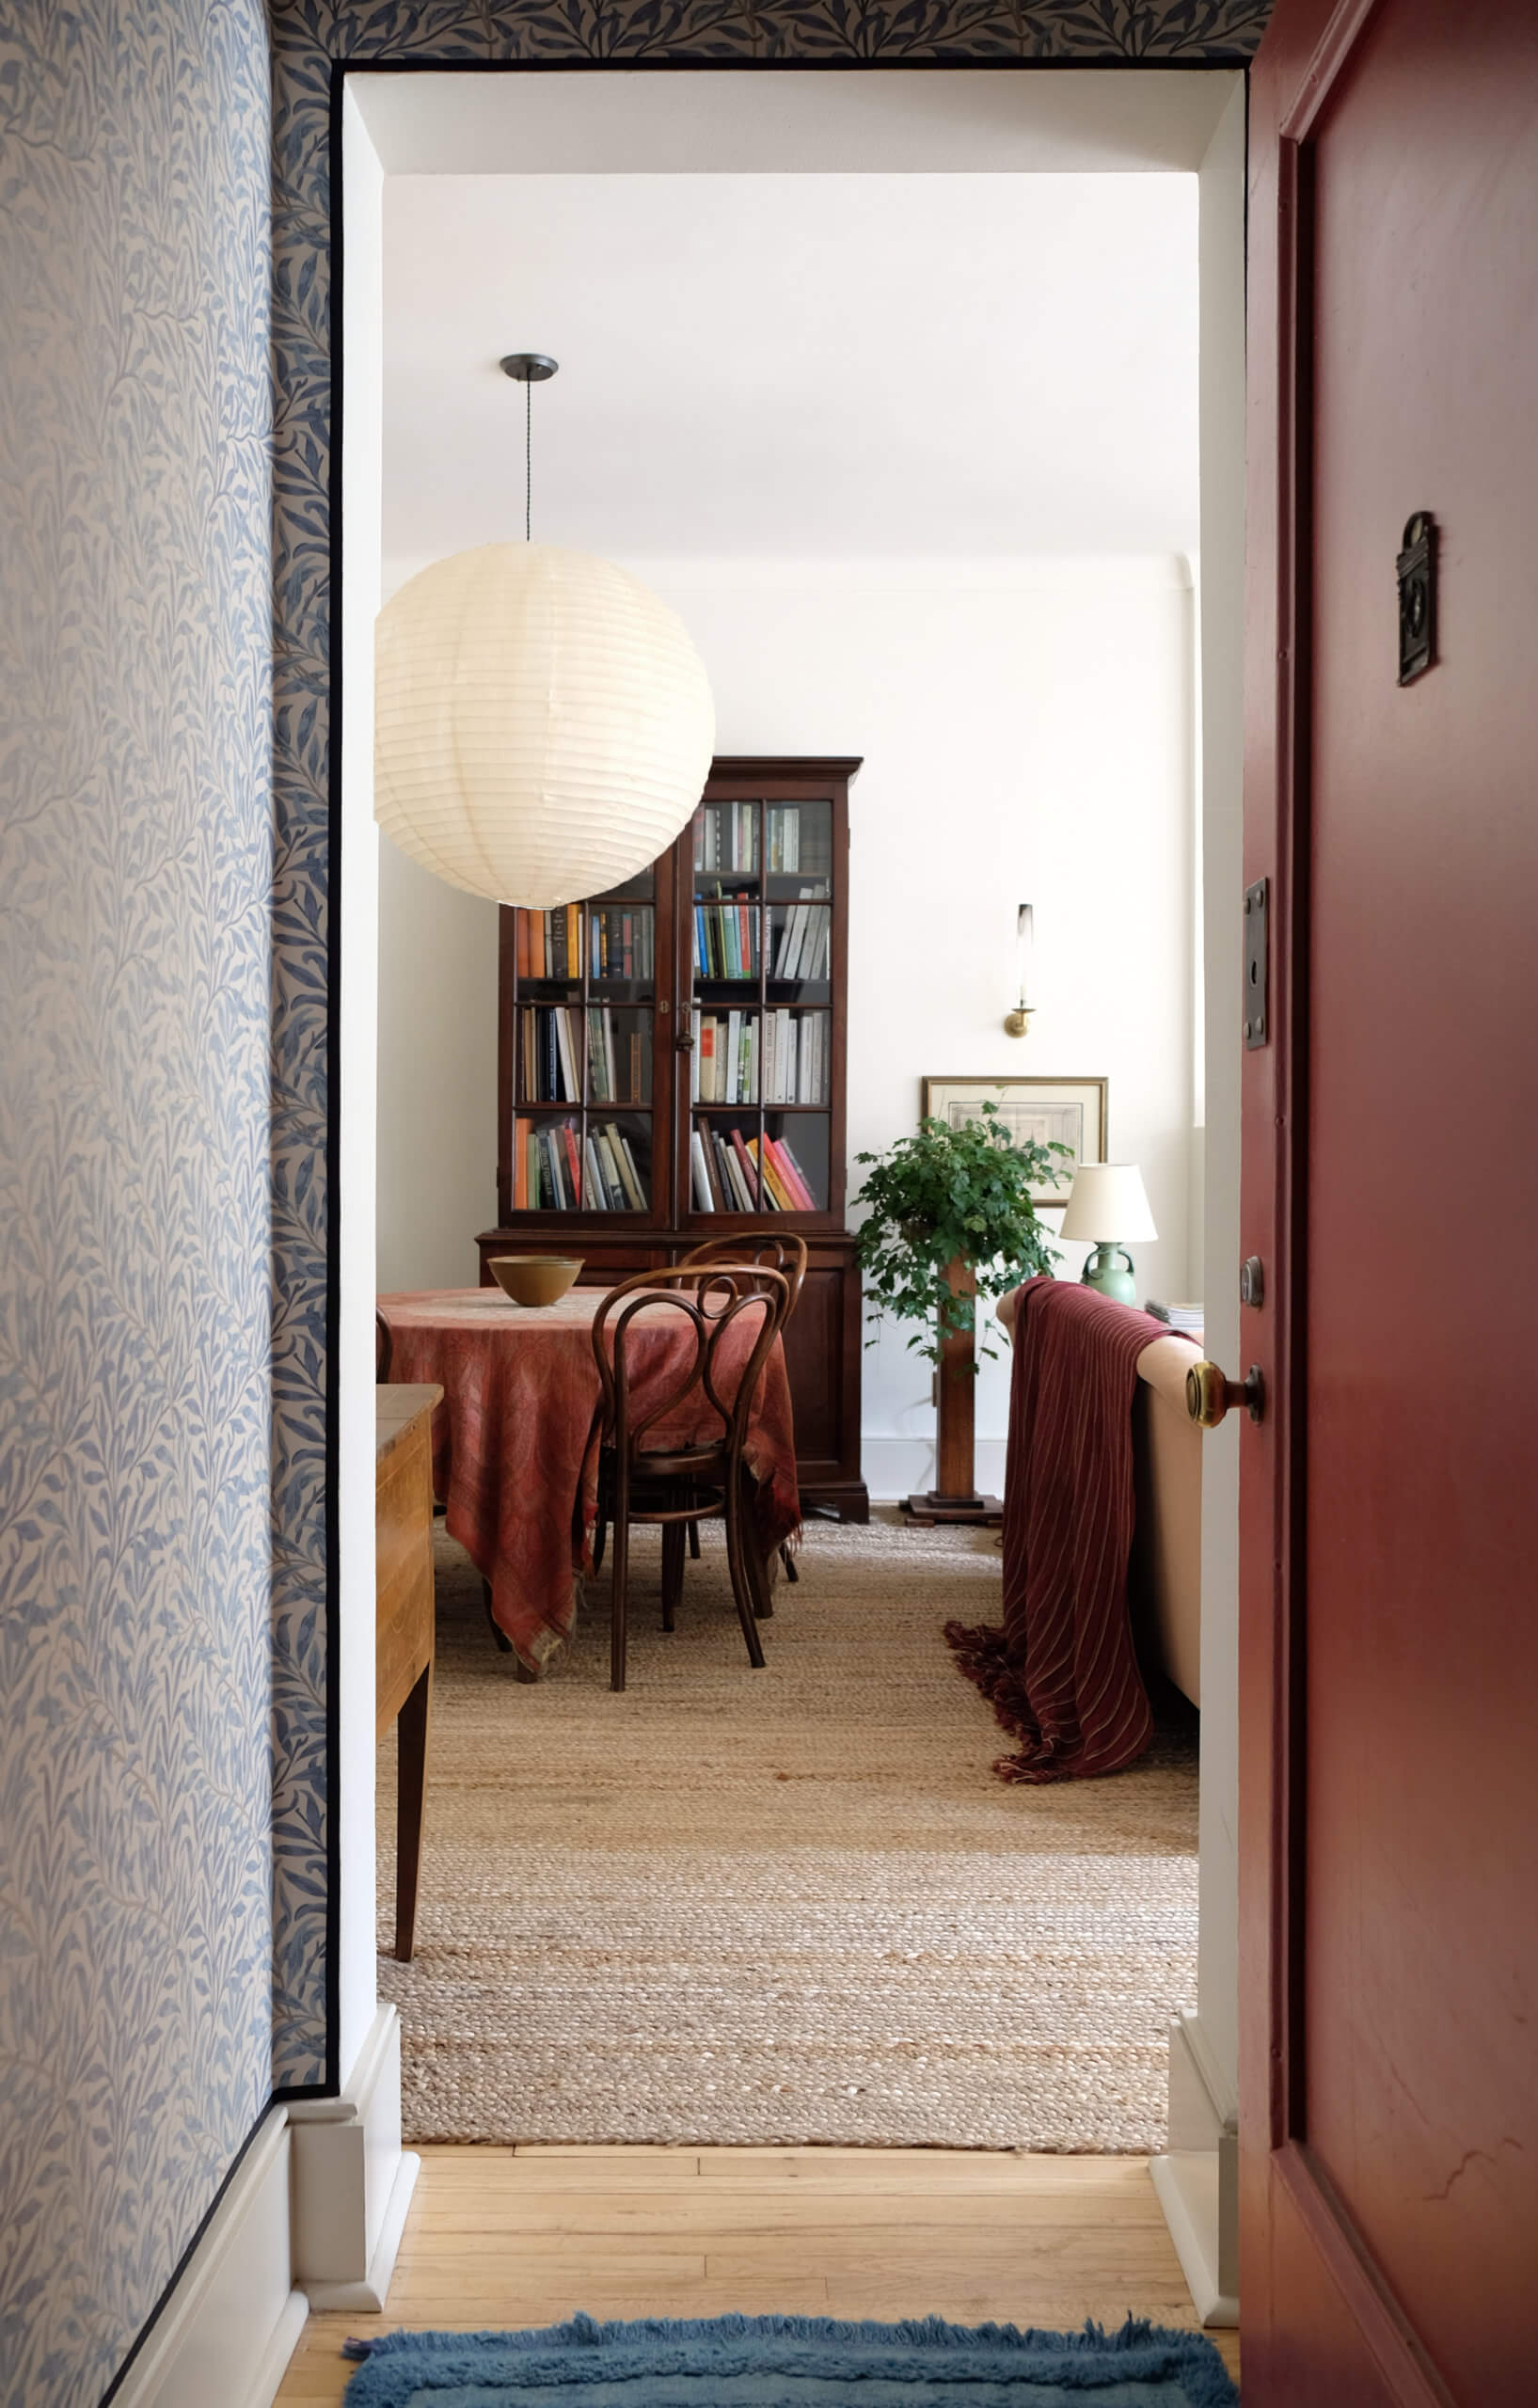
[375,1285,801,1677]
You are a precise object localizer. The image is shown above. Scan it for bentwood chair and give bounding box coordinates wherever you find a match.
[590,1264,789,1691]
[677,1233,808,1583]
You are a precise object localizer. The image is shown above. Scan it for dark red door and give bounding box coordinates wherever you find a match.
[1241,3,1538,2400]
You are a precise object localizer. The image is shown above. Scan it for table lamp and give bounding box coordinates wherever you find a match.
[1057,1163,1157,1307]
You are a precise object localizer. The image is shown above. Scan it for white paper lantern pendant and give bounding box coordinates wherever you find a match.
[374,351,716,909]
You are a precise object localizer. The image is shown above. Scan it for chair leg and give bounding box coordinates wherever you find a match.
[781,1543,799,1585]
[661,1518,685,1632]
[688,1518,701,1560]
[723,1475,768,1671]
[732,1465,774,1620]
[482,1579,513,1655]
[610,1505,629,1692]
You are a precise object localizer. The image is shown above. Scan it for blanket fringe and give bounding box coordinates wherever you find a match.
[943,1619,1070,1786]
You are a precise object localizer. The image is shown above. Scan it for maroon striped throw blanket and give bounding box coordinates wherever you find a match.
[945,1275,1169,1783]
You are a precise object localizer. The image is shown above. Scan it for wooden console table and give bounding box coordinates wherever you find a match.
[376,1382,441,1961]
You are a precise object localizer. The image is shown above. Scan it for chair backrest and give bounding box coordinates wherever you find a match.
[591,1264,790,1477]
[677,1231,808,1322]
[375,1308,392,1382]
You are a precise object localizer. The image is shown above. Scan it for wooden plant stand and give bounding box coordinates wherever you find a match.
[900,1258,1003,1528]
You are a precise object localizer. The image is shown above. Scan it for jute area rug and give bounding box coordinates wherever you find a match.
[377,1513,1197,2153]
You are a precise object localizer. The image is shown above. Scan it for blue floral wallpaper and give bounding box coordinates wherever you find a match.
[0,5,274,2401]
[264,0,1273,2093]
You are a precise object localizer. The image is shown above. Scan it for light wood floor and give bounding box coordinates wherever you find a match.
[276,2145,1240,2401]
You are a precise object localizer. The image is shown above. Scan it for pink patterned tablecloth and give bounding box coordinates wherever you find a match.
[377,1287,800,1677]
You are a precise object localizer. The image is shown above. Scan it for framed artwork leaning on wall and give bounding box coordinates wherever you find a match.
[920,1075,1108,1209]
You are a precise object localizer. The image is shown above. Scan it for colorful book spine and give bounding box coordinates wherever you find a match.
[562,1121,583,1205]
[776,1133,817,1211]
[767,1133,816,1211]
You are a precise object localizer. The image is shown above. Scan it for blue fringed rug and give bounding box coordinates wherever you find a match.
[341,2311,1239,2406]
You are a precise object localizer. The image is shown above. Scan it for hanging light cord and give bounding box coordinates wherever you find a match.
[525,375,532,543]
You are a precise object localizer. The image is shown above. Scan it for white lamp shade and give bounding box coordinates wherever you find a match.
[374,543,716,908]
[1057,1162,1158,1244]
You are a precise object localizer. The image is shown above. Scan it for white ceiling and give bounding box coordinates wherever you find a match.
[382,169,1198,564]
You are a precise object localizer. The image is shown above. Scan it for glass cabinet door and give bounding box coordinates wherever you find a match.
[683,792,836,1218]
[506,866,665,1216]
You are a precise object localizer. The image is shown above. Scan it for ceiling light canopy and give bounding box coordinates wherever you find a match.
[373,354,715,910]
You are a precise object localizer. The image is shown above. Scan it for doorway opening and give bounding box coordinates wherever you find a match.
[341,55,1245,2307]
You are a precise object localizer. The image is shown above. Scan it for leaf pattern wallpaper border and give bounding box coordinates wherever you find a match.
[0,6,276,2399]
[267,0,1271,2091]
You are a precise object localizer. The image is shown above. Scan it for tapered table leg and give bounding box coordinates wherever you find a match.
[394,1661,432,1963]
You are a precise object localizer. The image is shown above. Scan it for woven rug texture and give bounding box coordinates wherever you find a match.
[377,1513,1197,2151]
[341,2312,1239,2407]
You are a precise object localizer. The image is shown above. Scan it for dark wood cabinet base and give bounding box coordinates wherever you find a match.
[799,1482,870,1525]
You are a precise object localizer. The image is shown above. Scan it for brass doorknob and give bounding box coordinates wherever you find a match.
[1185,1358,1266,1428]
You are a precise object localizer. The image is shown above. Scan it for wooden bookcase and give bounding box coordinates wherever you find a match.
[477,756,867,1520]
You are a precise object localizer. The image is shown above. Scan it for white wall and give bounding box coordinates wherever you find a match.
[375,553,1197,1497]
[375,835,499,1291]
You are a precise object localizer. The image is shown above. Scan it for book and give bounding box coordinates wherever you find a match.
[718,1133,753,1211]
[615,1131,646,1211]
[768,1133,816,1210]
[584,1133,609,1212]
[627,1029,642,1103]
[554,1007,579,1102]
[561,1120,583,1205]
[725,1008,742,1104]
[776,1133,818,1211]
[699,1015,716,1101]
[528,1123,543,1211]
[514,1115,530,1210]
[594,1124,644,1212]
[567,903,580,975]
[750,1137,793,1211]
[690,1129,714,1211]
[544,1126,565,1211]
[692,1117,726,1213]
[530,910,546,978]
[515,914,531,979]
[727,1125,761,1209]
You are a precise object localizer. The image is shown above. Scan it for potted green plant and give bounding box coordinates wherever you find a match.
[852,1102,1069,1523]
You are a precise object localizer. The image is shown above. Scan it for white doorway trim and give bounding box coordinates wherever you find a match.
[340,60,1246,2323]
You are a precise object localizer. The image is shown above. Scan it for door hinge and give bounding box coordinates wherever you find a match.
[1244,878,1269,1050]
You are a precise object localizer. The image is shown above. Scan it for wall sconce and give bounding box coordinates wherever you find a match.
[1004,903,1034,1038]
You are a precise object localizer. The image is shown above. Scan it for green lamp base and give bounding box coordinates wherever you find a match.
[1081,1244,1137,1308]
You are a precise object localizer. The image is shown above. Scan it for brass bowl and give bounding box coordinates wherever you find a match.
[488,1255,583,1307]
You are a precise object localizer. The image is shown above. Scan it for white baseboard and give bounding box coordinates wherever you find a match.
[1150,2150,1238,2327]
[861,1435,1007,1504]
[111,2107,307,2408]
[289,2002,419,2312]
[1150,2010,1239,2325]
